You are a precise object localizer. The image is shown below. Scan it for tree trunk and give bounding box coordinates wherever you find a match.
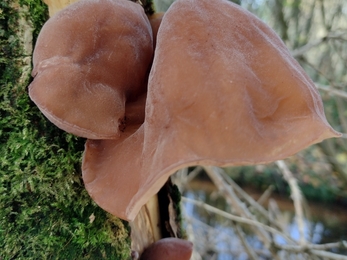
[0,1,182,259]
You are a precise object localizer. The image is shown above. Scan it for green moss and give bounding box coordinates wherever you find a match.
[19,0,49,40]
[0,1,131,259]
[170,184,183,227]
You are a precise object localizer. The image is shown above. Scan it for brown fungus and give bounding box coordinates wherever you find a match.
[82,0,340,221]
[148,12,165,49]
[139,238,193,260]
[29,0,153,139]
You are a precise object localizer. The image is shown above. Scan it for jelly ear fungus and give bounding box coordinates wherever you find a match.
[82,0,340,221]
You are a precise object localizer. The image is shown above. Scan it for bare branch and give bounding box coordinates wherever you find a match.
[203,167,275,249]
[182,196,295,243]
[291,31,347,57]
[316,84,347,100]
[276,160,307,245]
[234,223,259,260]
[278,241,347,252]
[219,169,287,233]
[182,196,347,260]
[257,185,275,206]
[310,249,347,260]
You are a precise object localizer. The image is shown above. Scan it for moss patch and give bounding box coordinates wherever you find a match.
[0,1,131,259]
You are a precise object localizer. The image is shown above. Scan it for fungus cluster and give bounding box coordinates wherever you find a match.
[29,0,340,222]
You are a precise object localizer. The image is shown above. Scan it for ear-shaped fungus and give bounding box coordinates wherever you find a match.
[82,0,340,221]
[29,0,153,139]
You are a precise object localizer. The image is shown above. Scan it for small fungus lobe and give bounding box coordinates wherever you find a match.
[140,238,193,260]
[29,0,153,139]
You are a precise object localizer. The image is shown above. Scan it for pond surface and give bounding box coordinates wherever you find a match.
[182,180,347,259]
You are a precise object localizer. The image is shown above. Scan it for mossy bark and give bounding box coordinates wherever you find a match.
[0,1,131,259]
[0,1,185,259]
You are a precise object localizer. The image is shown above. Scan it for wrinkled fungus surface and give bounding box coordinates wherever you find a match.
[30,0,340,221]
[82,0,340,221]
[29,0,153,139]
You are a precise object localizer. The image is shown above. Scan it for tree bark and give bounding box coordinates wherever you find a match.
[0,1,182,259]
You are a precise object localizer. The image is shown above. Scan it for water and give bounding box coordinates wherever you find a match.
[182,180,347,259]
